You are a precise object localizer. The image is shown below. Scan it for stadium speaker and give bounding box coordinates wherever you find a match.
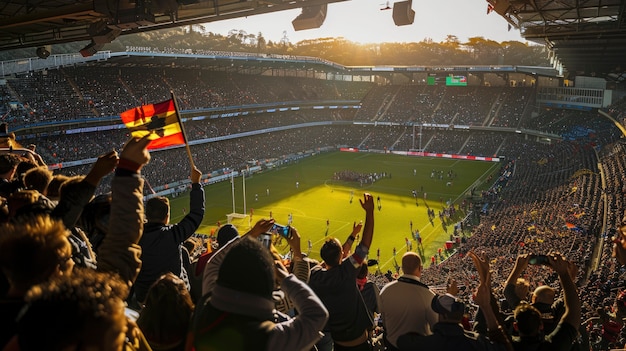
[292,3,328,31]
[36,46,51,59]
[392,0,415,26]
[79,41,103,58]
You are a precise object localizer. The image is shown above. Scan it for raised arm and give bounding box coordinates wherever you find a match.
[170,165,205,243]
[51,150,118,229]
[503,253,530,308]
[549,254,581,330]
[358,193,375,249]
[287,226,310,283]
[97,136,150,290]
[342,221,363,258]
[469,251,513,351]
[269,257,329,351]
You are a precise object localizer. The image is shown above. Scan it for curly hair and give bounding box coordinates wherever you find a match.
[19,268,128,351]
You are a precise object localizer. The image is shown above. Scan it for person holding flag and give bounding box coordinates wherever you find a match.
[120,94,207,305]
[134,168,205,305]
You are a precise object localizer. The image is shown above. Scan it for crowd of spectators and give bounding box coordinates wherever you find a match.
[487,87,534,128]
[4,66,596,178]
[3,67,371,126]
[3,73,618,200]
[354,84,532,127]
[3,62,626,350]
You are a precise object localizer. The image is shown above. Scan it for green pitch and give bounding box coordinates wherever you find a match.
[168,151,499,271]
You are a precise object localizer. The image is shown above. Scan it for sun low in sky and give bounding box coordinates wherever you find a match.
[203,0,526,44]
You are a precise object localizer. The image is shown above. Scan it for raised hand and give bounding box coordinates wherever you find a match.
[84,150,119,187]
[468,250,491,285]
[360,193,374,213]
[120,135,151,167]
[190,166,202,184]
[287,226,303,258]
[246,218,275,239]
[351,221,363,236]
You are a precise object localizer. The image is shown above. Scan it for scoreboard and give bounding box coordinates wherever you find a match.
[445,75,467,86]
[427,75,468,86]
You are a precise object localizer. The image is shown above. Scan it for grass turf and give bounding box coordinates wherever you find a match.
[168,151,499,271]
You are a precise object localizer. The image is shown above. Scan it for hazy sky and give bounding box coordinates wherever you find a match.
[202,0,526,45]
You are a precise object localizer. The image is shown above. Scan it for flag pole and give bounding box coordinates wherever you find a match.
[170,91,195,168]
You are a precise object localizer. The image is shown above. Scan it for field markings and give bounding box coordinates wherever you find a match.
[170,152,498,270]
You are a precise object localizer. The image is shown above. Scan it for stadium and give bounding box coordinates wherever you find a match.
[1,1,626,350]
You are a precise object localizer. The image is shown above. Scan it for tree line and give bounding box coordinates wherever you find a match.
[0,26,548,67]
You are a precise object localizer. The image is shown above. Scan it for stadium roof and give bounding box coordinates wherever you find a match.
[1,0,624,83]
[487,0,626,82]
[0,0,346,51]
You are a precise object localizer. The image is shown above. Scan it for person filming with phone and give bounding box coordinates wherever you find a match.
[503,253,568,336]
[503,253,580,351]
[193,218,328,351]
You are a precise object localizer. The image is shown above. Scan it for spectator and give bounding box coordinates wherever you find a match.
[379,252,439,350]
[137,272,194,351]
[6,189,55,220]
[0,136,152,350]
[530,285,563,335]
[0,216,73,348]
[134,165,205,306]
[6,268,146,351]
[510,253,580,351]
[76,193,112,253]
[276,225,314,314]
[0,154,21,197]
[612,218,626,265]
[201,219,274,297]
[308,193,375,351]
[189,235,328,351]
[22,166,52,195]
[503,254,534,310]
[502,254,564,335]
[594,290,626,350]
[357,263,380,325]
[200,218,312,316]
[397,251,512,351]
[0,123,17,149]
[194,224,239,281]
[45,174,70,203]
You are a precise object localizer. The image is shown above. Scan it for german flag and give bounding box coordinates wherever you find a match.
[120,99,185,150]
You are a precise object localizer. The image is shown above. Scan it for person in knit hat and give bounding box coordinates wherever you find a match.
[189,235,328,351]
